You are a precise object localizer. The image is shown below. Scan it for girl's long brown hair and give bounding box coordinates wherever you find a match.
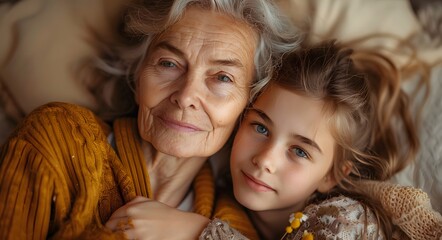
[273,40,420,239]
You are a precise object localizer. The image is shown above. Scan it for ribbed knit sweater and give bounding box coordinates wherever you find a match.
[0,102,257,239]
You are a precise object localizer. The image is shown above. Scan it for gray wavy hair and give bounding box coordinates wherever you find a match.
[98,0,301,116]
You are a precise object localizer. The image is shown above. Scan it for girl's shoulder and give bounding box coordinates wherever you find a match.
[283,195,385,240]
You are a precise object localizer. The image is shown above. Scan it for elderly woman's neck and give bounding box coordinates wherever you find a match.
[142,141,208,207]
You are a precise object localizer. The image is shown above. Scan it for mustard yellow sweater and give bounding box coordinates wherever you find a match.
[0,102,258,239]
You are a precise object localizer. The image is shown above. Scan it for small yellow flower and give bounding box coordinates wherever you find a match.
[284,211,310,238]
[302,230,314,240]
[291,218,301,229]
[285,226,293,234]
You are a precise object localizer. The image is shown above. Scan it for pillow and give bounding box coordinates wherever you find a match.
[0,0,126,115]
[276,0,442,68]
[391,64,442,214]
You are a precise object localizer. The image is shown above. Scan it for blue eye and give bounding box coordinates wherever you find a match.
[160,61,176,68]
[292,147,308,158]
[255,124,269,136]
[217,74,232,83]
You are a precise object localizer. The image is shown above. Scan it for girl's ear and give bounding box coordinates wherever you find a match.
[317,162,353,193]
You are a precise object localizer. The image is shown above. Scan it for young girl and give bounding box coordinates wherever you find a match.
[201,40,426,240]
[105,41,441,240]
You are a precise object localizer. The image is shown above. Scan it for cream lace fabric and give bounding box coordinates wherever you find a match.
[200,181,442,240]
[199,219,248,240]
[282,196,384,240]
[201,196,383,240]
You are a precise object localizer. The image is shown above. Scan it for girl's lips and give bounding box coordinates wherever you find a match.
[159,116,202,132]
[242,171,275,192]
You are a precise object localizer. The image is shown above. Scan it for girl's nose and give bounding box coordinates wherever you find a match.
[251,146,278,174]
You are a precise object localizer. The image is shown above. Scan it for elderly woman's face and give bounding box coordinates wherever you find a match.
[137,7,258,158]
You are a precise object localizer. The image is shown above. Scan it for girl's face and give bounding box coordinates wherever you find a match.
[231,84,336,212]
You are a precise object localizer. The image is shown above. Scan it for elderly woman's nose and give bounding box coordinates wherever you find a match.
[170,76,202,110]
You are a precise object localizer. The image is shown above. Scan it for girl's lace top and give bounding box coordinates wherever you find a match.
[200,196,384,240]
[200,181,442,240]
[281,196,384,240]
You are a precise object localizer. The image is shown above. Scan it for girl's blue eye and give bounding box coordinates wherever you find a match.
[255,124,268,136]
[293,147,308,158]
[160,61,176,68]
[217,74,232,83]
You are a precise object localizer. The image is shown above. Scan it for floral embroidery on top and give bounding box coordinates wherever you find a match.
[280,196,385,240]
[281,212,314,240]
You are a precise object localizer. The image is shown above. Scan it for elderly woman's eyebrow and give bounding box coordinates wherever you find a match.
[155,41,185,58]
[210,58,244,68]
[155,41,244,68]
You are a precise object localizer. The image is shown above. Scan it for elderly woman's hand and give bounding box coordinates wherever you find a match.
[105,196,210,240]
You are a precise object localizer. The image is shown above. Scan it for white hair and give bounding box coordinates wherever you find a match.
[99,0,302,110]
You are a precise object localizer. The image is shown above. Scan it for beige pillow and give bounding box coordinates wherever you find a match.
[276,0,442,68]
[0,0,126,116]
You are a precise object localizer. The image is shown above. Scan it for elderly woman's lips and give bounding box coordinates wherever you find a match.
[242,171,275,192]
[159,117,202,132]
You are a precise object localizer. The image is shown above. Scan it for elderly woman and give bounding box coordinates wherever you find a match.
[0,0,300,239]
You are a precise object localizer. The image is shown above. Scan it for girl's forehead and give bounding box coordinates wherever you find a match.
[255,85,329,130]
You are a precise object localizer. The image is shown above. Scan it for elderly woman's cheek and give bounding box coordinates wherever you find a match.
[137,106,155,140]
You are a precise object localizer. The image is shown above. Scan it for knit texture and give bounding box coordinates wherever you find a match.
[0,102,217,239]
[360,180,442,240]
[194,162,215,218]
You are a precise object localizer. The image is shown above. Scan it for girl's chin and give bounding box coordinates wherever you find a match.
[233,193,262,211]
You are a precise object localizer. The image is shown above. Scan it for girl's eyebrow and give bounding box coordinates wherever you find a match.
[290,134,323,154]
[249,106,323,154]
[248,107,273,125]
